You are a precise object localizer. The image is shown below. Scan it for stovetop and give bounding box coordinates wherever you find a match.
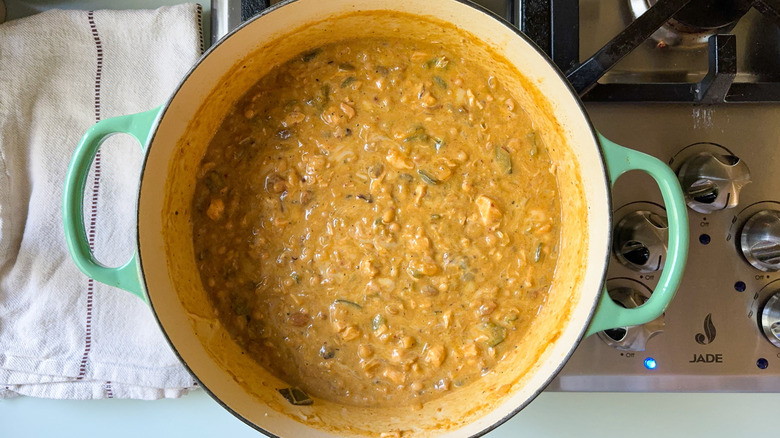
[541,0,780,391]
[583,1,780,85]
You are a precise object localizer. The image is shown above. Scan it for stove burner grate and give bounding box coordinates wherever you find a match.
[522,0,780,103]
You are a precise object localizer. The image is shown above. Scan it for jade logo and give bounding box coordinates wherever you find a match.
[695,313,716,345]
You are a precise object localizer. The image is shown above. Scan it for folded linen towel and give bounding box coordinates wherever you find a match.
[0,4,203,399]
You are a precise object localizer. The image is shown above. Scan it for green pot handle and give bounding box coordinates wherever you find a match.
[585,133,689,336]
[62,107,161,302]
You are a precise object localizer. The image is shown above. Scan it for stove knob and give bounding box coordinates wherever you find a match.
[760,293,780,348]
[676,152,750,214]
[740,210,780,272]
[613,211,668,273]
[598,287,664,351]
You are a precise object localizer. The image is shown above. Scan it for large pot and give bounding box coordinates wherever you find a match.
[63,0,689,436]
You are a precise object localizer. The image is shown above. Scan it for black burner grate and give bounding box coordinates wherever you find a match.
[520,0,780,103]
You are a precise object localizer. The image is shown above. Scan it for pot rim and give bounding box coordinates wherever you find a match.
[138,0,611,436]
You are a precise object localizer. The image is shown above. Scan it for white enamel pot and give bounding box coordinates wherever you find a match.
[63,0,689,436]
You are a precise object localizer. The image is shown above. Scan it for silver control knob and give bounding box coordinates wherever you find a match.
[676,152,750,214]
[598,287,664,351]
[740,210,780,272]
[613,211,668,273]
[760,293,780,348]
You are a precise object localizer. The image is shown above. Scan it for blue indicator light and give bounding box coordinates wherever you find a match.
[644,357,658,370]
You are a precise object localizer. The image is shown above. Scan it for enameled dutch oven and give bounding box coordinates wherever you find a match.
[63,0,689,436]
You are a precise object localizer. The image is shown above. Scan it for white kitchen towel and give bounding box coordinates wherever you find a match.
[0,4,204,399]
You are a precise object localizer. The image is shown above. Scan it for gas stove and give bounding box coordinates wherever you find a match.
[217,0,780,393]
[511,0,780,392]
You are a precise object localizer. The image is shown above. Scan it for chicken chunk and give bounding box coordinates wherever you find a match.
[475,195,501,230]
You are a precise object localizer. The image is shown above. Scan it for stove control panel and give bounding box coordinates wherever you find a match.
[740,210,780,272]
[760,293,780,348]
[674,145,751,214]
[612,210,668,272]
[549,105,780,392]
[597,279,664,352]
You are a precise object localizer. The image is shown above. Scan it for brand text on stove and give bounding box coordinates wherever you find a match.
[689,353,723,363]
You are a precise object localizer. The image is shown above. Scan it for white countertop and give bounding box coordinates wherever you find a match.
[3,389,778,437]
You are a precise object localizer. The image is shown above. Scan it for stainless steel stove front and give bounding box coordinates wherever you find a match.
[549,103,780,391]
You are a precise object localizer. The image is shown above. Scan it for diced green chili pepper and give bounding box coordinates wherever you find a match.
[528,131,539,156]
[338,63,355,71]
[417,169,440,185]
[433,76,447,89]
[301,48,321,62]
[334,299,362,309]
[504,313,519,323]
[495,146,512,174]
[481,322,506,347]
[372,314,387,330]
[404,133,430,142]
[341,76,356,88]
[423,56,450,70]
[404,126,429,142]
[312,84,330,111]
[307,85,330,111]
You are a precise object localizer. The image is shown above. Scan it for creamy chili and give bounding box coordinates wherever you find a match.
[191,37,561,408]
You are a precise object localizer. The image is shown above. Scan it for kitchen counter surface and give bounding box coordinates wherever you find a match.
[3,390,778,437]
